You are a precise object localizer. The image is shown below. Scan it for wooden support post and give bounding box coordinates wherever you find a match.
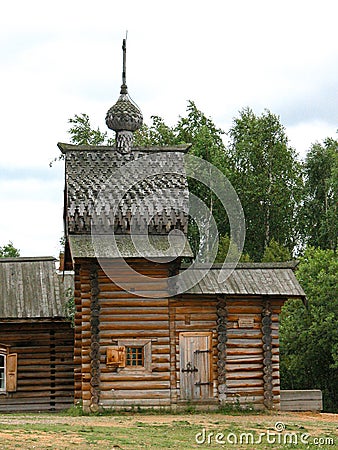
[89,263,100,412]
[169,299,177,406]
[216,297,227,404]
[262,298,273,409]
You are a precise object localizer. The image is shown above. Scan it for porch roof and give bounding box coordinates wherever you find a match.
[178,262,305,297]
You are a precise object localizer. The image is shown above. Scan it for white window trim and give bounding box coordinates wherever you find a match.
[0,346,7,393]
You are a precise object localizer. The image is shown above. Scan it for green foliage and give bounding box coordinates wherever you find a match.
[301,136,338,251]
[176,102,231,254]
[50,113,115,166]
[175,101,226,165]
[0,242,20,257]
[64,287,75,327]
[68,113,113,146]
[280,247,338,412]
[227,108,303,261]
[134,101,230,258]
[261,238,291,262]
[215,235,251,263]
[134,116,178,146]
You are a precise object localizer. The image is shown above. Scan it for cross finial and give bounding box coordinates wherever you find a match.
[121,36,128,94]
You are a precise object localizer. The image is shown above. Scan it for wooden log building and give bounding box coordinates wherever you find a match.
[58,40,306,412]
[0,257,74,412]
[0,41,305,413]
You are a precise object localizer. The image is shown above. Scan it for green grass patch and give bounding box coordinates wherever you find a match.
[0,413,336,449]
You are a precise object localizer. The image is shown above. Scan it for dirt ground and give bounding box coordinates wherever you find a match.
[0,411,337,449]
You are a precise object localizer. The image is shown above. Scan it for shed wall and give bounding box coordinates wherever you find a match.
[0,321,74,412]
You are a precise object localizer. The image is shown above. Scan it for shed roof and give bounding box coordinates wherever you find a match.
[0,257,73,319]
[59,143,191,237]
[178,262,305,297]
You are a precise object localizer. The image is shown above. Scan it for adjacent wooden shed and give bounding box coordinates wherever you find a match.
[0,257,74,412]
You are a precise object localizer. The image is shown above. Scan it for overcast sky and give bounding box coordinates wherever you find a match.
[0,0,337,257]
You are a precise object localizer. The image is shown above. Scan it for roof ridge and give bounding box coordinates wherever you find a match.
[180,261,299,270]
[0,256,56,263]
[58,142,192,153]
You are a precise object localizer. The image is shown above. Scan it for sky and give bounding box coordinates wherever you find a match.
[0,0,337,258]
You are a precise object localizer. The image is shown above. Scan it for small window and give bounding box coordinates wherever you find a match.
[0,354,5,392]
[118,339,152,372]
[0,346,17,393]
[126,346,144,367]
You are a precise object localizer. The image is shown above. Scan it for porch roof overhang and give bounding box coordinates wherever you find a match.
[178,262,306,298]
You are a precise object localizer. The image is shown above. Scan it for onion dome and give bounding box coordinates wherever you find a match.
[106,39,143,153]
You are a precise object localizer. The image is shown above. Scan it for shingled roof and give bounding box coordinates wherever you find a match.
[0,257,73,319]
[178,262,305,298]
[59,143,191,236]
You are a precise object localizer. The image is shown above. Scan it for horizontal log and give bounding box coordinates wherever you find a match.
[97,330,170,338]
[175,314,217,321]
[227,321,262,330]
[227,312,263,321]
[226,379,264,388]
[101,381,170,390]
[226,330,263,338]
[100,308,169,316]
[280,390,322,411]
[226,355,263,363]
[226,363,263,371]
[227,347,263,355]
[0,403,72,412]
[100,372,170,382]
[3,390,74,399]
[226,370,263,380]
[224,386,264,395]
[100,389,171,400]
[99,299,169,307]
[224,395,264,405]
[226,339,263,347]
[100,398,171,407]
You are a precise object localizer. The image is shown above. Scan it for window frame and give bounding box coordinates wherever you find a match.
[0,351,6,393]
[0,344,17,393]
[118,339,152,373]
[125,345,144,367]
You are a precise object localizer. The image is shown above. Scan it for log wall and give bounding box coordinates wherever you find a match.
[75,258,174,410]
[223,296,284,409]
[74,258,286,411]
[0,321,74,412]
[171,295,218,404]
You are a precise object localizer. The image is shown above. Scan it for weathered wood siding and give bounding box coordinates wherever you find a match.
[270,298,284,409]
[74,259,286,410]
[224,297,265,408]
[0,321,74,412]
[75,258,174,410]
[171,295,218,404]
[224,296,284,409]
[280,390,323,411]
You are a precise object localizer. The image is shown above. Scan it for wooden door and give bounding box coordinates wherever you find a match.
[179,332,212,400]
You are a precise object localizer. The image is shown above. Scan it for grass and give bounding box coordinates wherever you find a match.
[0,411,336,449]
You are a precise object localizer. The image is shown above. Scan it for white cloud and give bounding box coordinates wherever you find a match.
[0,175,63,257]
[0,0,337,255]
[287,121,337,159]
